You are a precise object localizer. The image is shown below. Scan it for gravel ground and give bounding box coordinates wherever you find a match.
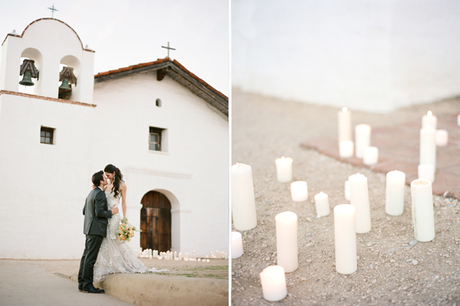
[231,88,460,305]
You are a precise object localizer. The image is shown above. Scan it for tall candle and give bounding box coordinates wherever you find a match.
[344,180,350,201]
[334,204,357,274]
[457,114,460,127]
[231,232,244,259]
[339,140,354,158]
[418,164,435,183]
[314,192,330,217]
[422,111,437,130]
[275,211,298,273]
[338,107,352,142]
[232,163,257,230]
[275,156,293,183]
[385,170,406,216]
[259,266,287,301]
[363,146,378,165]
[410,179,435,242]
[420,125,436,169]
[290,181,308,202]
[435,129,448,146]
[348,173,371,233]
[355,124,371,159]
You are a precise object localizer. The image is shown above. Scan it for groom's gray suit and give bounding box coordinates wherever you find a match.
[78,187,113,292]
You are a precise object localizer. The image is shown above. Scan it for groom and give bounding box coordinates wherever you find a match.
[78,170,118,293]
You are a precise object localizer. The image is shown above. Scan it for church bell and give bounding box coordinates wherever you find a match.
[19,71,35,86]
[19,59,39,86]
[59,78,71,90]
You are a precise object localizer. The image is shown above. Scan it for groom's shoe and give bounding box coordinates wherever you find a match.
[82,287,104,294]
[82,287,105,294]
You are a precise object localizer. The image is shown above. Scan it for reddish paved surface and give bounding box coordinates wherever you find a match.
[301,114,460,199]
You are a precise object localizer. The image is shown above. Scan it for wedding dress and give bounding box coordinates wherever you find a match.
[93,187,163,282]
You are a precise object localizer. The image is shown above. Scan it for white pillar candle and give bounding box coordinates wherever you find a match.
[334,204,357,274]
[314,192,330,217]
[348,173,371,233]
[422,110,437,130]
[363,146,379,165]
[344,180,350,201]
[435,129,448,146]
[410,179,435,242]
[275,211,298,273]
[418,164,435,183]
[275,156,293,183]
[420,125,436,169]
[232,163,257,231]
[290,181,308,202]
[231,232,244,259]
[457,114,460,127]
[338,107,352,142]
[339,140,354,158]
[260,266,287,301]
[355,124,371,159]
[178,252,182,260]
[385,170,406,216]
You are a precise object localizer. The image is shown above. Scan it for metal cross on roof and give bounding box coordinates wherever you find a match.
[161,42,176,58]
[48,4,58,18]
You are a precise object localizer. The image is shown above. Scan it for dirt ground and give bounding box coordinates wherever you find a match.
[0,257,228,280]
[231,88,460,305]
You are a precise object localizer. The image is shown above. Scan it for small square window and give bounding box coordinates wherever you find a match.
[40,127,54,145]
[149,127,164,151]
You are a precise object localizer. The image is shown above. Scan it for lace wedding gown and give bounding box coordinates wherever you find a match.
[93,187,163,282]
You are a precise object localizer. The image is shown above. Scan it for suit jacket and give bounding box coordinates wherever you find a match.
[83,187,113,237]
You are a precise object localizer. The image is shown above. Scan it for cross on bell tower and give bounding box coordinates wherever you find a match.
[161,42,176,58]
[48,4,58,18]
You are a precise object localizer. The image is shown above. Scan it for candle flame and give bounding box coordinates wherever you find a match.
[342,107,348,112]
[427,110,432,116]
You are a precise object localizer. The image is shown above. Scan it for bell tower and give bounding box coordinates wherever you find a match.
[0,18,95,103]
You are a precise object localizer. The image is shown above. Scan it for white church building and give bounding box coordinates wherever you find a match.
[0,18,229,259]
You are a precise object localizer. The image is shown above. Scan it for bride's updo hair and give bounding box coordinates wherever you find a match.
[104,164,123,198]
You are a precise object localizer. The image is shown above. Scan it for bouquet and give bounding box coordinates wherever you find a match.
[117,218,141,242]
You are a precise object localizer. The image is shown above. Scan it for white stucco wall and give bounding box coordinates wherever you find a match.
[91,72,229,256]
[0,94,95,259]
[233,0,460,113]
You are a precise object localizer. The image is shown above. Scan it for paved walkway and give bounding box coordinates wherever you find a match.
[0,260,132,306]
[301,114,460,199]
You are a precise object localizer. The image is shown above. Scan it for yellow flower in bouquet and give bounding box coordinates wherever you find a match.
[116,218,141,242]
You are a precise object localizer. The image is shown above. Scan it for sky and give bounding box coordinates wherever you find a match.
[0,0,229,95]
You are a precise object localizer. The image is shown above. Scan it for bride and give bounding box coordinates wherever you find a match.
[93,164,163,282]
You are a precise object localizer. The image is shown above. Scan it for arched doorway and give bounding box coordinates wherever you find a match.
[140,191,171,252]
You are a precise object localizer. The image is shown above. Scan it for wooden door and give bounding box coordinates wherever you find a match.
[140,191,171,252]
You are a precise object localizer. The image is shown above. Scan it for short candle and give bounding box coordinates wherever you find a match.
[231,163,257,230]
[339,140,354,158]
[259,266,287,301]
[385,170,406,216]
[275,211,298,273]
[334,204,357,274]
[410,179,435,242]
[275,156,293,183]
[355,124,371,159]
[435,129,448,146]
[314,192,330,217]
[348,173,371,233]
[290,181,308,202]
[363,146,378,166]
[231,232,244,259]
